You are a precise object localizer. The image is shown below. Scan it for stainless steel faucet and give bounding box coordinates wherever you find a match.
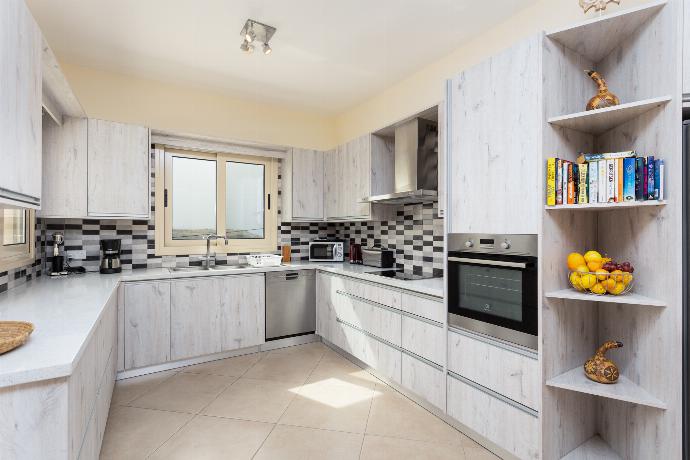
[204,234,228,269]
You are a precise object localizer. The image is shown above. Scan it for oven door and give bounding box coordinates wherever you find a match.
[448,251,538,349]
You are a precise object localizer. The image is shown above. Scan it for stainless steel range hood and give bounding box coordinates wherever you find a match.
[363,117,438,205]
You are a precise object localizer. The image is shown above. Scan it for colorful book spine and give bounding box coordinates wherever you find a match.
[578,164,588,204]
[567,162,575,204]
[659,159,665,200]
[588,161,598,204]
[576,150,635,164]
[598,160,606,203]
[616,159,623,203]
[546,158,556,205]
[635,157,644,201]
[606,160,616,202]
[555,159,563,205]
[654,159,661,200]
[573,164,579,204]
[643,157,649,200]
[562,161,569,205]
[647,155,655,200]
[623,158,635,201]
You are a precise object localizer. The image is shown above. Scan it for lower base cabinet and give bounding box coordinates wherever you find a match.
[447,373,539,460]
[401,352,445,410]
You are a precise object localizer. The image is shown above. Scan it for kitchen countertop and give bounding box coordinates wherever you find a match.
[0,263,443,389]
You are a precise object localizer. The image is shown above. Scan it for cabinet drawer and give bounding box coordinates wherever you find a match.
[448,329,539,410]
[336,320,402,385]
[334,290,401,346]
[401,293,444,323]
[401,315,444,366]
[447,373,539,460]
[340,276,401,310]
[401,352,445,409]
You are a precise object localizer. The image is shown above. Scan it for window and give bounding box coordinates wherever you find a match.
[0,206,35,271]
[155,147,278,255]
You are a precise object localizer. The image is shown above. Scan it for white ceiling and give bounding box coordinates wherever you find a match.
[27,0,534,114]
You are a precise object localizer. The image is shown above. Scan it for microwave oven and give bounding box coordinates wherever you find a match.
[309,239,344,262]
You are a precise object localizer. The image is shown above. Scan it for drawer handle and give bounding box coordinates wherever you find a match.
[336,318,401,351]
[401,348,443,371]
[448,257,528,269]
[447,370,538,417]
[448,326,538,360]
[336,290,400,314]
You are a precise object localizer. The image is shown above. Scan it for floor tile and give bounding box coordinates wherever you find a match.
[360,435,466,460]
[202,377,300,423]
[278,376,378,433]
[269,341,328,359]
[110,370,177,406]
[243,349,321,383]
[253,424,363,460]
[181,352,264,377]
[463,447,502,459]
[149,415,273,460]
[99,406,192,460]
[366,386,475,447]
[128,372,237,414]
[307,351,380,386]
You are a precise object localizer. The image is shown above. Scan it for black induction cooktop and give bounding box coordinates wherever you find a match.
[365,269,438,281]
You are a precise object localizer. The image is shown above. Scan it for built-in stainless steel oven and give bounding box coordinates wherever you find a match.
[447,233,538,350]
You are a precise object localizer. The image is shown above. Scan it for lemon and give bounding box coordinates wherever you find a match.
[621,272,633,286]
[575,265,589,274]
[587,260,602,271]
[580,273,597,289]
[601,277,616,291]
[610,270,624,283]
[595,269,609,281]
[590,283,606,295]
[569,272,583,291]
[608,282,626,295]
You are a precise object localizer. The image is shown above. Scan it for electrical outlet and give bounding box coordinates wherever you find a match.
[67,250,87,260]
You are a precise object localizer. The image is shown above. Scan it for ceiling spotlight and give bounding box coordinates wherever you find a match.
[240,19,276,56]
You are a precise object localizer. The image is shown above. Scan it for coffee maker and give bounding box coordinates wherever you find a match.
[100,239,122,274]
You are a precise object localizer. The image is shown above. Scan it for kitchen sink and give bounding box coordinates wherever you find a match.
[211,264,252,270]
[170,266,208,272]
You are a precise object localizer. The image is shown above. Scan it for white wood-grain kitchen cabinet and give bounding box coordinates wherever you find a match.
[334,289,402,346]
[400,292,444,324]
[324,134,395,221]
[41,117,88,217]
[283,148,325,221]
[437,101,447,217]
[123,281,171,370]
[447,328,539,410]
[220,273,265,351]
[401,352,445,410]
[447,35,541,234]
[0,0,42,208]
[171,278,223,360]
[447,372,539,460]
[400,315,444,366]
[316,272,335,341]
[87,119,150,218]
[41,117,150,218]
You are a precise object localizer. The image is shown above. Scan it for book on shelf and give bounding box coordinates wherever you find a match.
[546,152,666,206]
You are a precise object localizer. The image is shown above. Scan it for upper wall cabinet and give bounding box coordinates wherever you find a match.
[282,148,325,222]
[685,0,690,97]
[438,101,446,218]
[41,117,150,219]
[324,134,394,221]
[0,0,42,209]
[447,35,542,234]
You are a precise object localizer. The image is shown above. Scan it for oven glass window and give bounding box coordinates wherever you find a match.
[459,264,523,322]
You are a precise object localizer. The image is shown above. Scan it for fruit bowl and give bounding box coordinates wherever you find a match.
[568,269,634,296]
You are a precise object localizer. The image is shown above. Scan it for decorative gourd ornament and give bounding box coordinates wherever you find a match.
[585,70,620,111]
[584,341,623,384]
[579,0,620,14]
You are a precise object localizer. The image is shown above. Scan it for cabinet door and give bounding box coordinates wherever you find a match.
[170,278,223,360]
[41,117,88,217]
[449,36,541,234]
[316,273,334,341]
[220,274,265,351]
[291,148,324,220]
[124,282,170,369]
[343,135,371,219]
[401,353,445,410]
[0,0,42,207]
[87,119,149,217]
[401,316,444,366]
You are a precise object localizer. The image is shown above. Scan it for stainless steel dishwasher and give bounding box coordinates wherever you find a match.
[265,270,316,341]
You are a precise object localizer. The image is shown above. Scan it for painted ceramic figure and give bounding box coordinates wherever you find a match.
[584,340,623,384]
[579,0,621,14]
[585,70,620,111]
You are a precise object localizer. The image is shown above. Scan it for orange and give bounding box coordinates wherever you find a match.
[601,276,616,292]
[595,269,609,281]
[610,270,624,283]
[567,253,586,271]
[608,282,626,295]
[590,283,606,295]
[587,260,602,271]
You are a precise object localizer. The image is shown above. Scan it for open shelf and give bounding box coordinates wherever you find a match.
[561,435,621,460]
[546,0,666,62]
[547,96,671,135]
[546,367,666,410]
[545,200,666,211]
[545,289,666,308]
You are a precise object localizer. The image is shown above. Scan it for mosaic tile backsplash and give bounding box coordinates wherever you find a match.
[0,156,444,293]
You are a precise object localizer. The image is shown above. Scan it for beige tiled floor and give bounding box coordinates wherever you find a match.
[102,342,500,459]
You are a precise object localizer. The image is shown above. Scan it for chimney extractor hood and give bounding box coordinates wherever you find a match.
[363,118,438,205]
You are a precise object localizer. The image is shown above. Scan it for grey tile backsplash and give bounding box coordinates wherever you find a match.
[0,156,443,293]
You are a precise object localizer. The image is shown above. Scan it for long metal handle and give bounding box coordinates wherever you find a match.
[447,370,538,417]
[448,257,527,269]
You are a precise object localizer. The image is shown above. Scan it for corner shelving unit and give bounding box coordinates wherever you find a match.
[540,1,683,459]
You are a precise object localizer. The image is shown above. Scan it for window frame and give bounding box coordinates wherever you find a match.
[155,146,278,256]
[0,206,35,272]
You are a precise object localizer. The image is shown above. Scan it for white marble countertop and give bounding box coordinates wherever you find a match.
[0,263,443,389]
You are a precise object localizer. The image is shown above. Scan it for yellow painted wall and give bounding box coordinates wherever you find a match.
[60,63,338,150]
[334,0,651,144]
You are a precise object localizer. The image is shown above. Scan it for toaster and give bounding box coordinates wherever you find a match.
[361,246,395,268]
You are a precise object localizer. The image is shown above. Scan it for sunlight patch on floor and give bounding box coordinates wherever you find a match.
[289,377,381,409]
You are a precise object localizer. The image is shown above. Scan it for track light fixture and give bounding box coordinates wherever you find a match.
[240,19,276,56]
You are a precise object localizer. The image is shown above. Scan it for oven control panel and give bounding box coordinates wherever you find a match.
[449,233,537,257]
